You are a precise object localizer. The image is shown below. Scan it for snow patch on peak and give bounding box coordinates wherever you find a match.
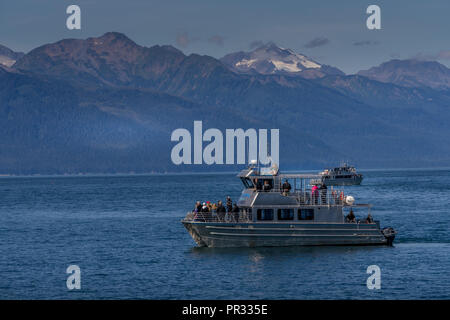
[221,42,344,78]
[222,43,321,74]
[0,56,16,67]
[300,59,321,69]
[235,59,258,68]
[270,59,302,73]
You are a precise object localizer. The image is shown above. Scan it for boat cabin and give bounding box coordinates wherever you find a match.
[235,165,370,224]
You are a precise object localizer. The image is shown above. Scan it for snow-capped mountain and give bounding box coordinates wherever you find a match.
[220,43,344,78]
[3,32,450,173]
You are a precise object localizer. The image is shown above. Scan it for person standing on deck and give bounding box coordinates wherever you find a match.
[194,201,201,213]
[346,209,356,223]
[226,196,233,212]
[201,202,209,212]
[232,203,240,222]
[320,184,328,204]
[254,178,262,191]
[216,201,226,221]
[282,179,292,196]
[312,185,319,205]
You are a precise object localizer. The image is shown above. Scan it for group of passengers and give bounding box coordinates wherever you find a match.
[254,178,330,205]
[345,209,374,224]
[254,178,274,192]
[253,178,293,194]
[193,196,240,221]
[311,184,328,204]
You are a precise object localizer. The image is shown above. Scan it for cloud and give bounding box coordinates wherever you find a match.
[176,32,190,48]
[176,33,225,48]
[208,35,225,46]
[304,37,330,48]
[353,40,379,46]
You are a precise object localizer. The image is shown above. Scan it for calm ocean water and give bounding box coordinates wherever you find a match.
[0,169,449,299]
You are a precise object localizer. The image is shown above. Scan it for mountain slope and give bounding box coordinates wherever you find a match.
[13,32,188,87]
[357,59,450,90]
[12,32,389,143]
[1,66,338,173]
[0,44,24,67]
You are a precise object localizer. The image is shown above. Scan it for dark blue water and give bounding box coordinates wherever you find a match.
[0,169,449,299]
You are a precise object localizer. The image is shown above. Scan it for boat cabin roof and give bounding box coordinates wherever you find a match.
[237,167,320,180]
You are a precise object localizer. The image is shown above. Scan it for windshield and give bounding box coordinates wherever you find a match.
[241,177,254,188]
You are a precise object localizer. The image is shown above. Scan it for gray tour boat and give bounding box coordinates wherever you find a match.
[182,163,395,248]
[313,163,363,186]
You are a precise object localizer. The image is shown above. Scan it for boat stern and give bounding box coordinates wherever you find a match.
[381,227,397,246]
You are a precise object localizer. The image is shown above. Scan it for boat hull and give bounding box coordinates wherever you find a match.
[182,221,389,247]
[322,175,363,186]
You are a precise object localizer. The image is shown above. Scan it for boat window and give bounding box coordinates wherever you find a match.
[241,178,255,188]
[277,209,294,220]
[298,209,314,220]
[257,209,274,221]
[245,178,254,188]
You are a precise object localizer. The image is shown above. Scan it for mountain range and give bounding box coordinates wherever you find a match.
[1,32,450,174]
[358,59,450,90]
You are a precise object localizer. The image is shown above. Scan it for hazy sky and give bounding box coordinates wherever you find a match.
[1,0,449,73]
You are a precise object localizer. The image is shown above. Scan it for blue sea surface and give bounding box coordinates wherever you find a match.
[0,169,449,299]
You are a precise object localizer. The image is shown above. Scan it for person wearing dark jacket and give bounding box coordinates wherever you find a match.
[195,201,202,213]
[226,196,233,212]
[201,202,209,212]
[254,178,262,191]
[232,203,240,222]
[216,200,226,221]
[263,180,272,191]
[319,184,328,204]
[346,209,356,223]
[282,179,291,196]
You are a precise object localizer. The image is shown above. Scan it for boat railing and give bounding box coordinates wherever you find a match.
[184,211,253,223]
[290,190,346,206]
[255,188,348,206]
